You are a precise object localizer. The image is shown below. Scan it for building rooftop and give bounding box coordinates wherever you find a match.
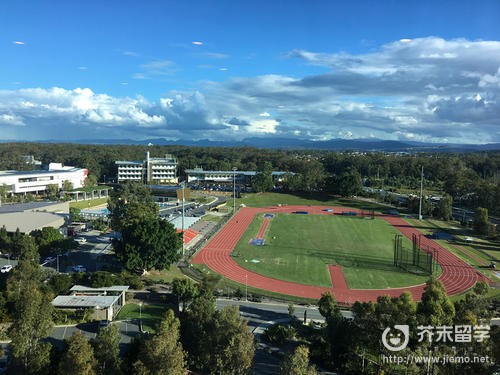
[0,201,63,213]
[0,167,81,177]
[70,285,129,293]
[115,160,143,165]
[0,211,65,233]
[52,295,120,309]
[185,169,290,176]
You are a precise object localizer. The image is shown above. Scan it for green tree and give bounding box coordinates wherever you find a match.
[86,174,98,187]
[62,180,74,191]
[417,278,455,327]
[407,196,433,217]
[7,247,53,374]
[92,324,122,375]
[252,161,273,192]
[108,182,159,232]
[114,217,182,273]
[48,273,73,295]
[473,207,489,235]
[280,345,318,375]
[0,225,10,253]
[46,184,59,199]
[70,207,82,222]
[58,331,97,375]
[337,168,362,197]
[210,305,255,375]
[180,287,216,370]
[171,278,199,311]
[0,184,8,201]
[375,292,417,330]
[434,194,452,221]
[318,292,342,322]
[11,232,39,261]
[134,309,186,375]
[31,226,63,257]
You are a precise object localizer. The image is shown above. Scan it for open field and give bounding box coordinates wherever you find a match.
[69,197,109,209]
[232,213,439,289]
[115,303,170,333]
[233,192,390,211]
[405,218,499,281]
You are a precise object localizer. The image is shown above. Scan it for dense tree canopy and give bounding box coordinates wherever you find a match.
[134,309,186,375]
[114,217,182,273]
[108,182,159,232]
[58,332,97,375]
[7,238,53,374]
[0,142,497,215]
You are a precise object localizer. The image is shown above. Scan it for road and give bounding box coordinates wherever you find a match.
[216,299,327,334]
[46,298,339,374]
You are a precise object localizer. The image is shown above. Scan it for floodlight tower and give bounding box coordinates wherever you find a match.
[418,166,424,220]
[181,181,185,256]
[232,167,237,214]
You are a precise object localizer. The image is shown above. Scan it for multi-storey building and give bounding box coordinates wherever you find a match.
[185,167,290,185]
[116,152,178,184]
[0,163,88,195]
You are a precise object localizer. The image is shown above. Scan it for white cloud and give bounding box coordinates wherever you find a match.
[0,114,24,126]
[12,41,25,45]
[133,59,176,79]
[192,41,203,45]
[247,119,279,134]
[1,37,499,144]
[203,52,228,59]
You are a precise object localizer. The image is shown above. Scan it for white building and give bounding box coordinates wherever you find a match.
[0,163,88,195]
[185,167,290,184]
[116,152,178,184]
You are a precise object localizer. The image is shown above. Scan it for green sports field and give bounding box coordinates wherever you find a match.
[233,213,440,289]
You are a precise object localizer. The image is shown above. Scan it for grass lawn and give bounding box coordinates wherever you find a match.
[70,197,109,209]
[115,303,170,333]
[233,213,437,289]
[405,218,499,281]
[143,266,189,284]
[234,192,389,211]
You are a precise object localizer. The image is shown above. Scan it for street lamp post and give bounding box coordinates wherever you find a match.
[139,302,143,332]
[232,167,237,214]
[56,254,61,273]
[181,181,185,257]
[245,274,248,302]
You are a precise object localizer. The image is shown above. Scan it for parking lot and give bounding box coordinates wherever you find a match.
[42,230,118,274]
[48,319,141,352]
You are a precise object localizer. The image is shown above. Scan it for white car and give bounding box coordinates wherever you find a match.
[75,237,87,244]
[43,256,56,264]
[72,265,86,273]
[1,265,13,273]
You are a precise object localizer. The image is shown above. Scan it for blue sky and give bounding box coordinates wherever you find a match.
[1,0,499,144]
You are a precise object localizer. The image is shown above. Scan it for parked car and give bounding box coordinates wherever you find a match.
[0,265,13,273]
[72,265,86,273]
[74,237,87,244]
[43,256,56,264]
[98,320,110,329]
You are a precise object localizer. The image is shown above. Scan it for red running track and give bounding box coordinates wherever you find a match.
[191,206,489,303]
[255,217,271,239]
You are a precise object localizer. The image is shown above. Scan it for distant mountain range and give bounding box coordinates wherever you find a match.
[5,137,500,152]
